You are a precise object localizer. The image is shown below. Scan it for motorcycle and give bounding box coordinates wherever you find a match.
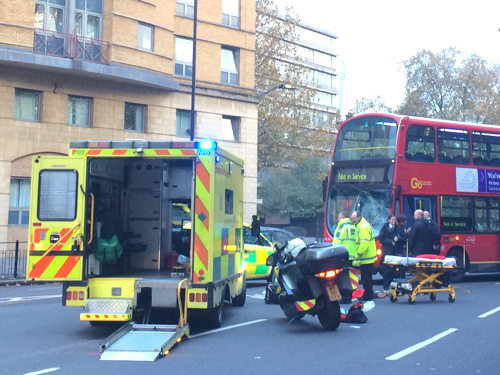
[265,238,351,331]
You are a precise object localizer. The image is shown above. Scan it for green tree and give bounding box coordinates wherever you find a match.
[260,158,328,219]
[348,95,393,115]
[256,0,335,168]
[398,48,500,123]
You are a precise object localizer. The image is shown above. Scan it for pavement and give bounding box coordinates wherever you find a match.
[0,276,41,287]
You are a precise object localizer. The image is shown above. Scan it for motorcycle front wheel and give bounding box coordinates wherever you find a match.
[317,297,341,331]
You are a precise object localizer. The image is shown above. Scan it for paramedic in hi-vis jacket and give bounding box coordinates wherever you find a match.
[350,211,377,301]
[332,211,358,304]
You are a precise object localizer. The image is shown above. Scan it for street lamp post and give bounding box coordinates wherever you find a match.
[258,83,295,99]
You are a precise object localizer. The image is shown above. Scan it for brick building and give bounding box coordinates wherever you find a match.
[0,0,258,248]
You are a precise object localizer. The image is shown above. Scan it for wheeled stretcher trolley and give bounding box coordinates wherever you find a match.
[384,255,457,304]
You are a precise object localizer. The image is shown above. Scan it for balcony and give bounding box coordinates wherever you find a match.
[34,29,110,64]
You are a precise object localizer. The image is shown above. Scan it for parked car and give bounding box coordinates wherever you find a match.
[260,226,296,245]
[243,225,274,280]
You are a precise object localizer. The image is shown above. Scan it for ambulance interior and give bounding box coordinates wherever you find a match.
[85,157,194,277]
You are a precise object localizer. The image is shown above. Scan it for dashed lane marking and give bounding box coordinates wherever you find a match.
[478,306,500,318]
[0,295,61,304]
[386,328,458,360]
[191,319,268,338]
[24,367,60,375]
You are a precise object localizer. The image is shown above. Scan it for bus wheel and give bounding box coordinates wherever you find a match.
[448,250,466,283]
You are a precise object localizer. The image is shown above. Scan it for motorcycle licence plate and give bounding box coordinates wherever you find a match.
[325,282,341,301]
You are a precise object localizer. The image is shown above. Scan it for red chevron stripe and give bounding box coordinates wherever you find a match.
[195,196,210,230]
[112,149,127,155]
[182,150,196,156]
[54,256,81,278]
[194,233,209,270]
[155,150,171,155]
[196,161,210,192]
[87,149,101,155]
[29,256,54,278]
[304,300,315,309]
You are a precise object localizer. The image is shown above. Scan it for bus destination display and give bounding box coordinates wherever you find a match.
[333,166,386,184]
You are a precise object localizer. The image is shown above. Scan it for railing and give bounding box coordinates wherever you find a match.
[0,241,27,279]
[33,29,110,64]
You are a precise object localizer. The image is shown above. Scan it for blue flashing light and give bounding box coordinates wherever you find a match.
[198,139,217,151]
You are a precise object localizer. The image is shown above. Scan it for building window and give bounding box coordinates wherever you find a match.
[176,0,194,17]
[221,116,240,142]
[222,0,240,28]
[35,0,66,32]
[68,95,92,127]
[75,0,103,39]
[176,109,192,137]
[221,47,239,85]
[9,178,30,226]
[124,103,146,132]
[15,88,41,122]
[138,22,154,51]
[175,37,193,77]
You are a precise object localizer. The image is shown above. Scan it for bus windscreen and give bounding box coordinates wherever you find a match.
[334,116,397,161]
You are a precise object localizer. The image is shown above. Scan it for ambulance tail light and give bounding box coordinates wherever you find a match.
[189,292,208,303]
[315,269,341,279]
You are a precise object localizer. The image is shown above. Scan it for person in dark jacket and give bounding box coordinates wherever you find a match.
[379,215,397,290]
[408,209,433,256]
[423,210,441,255]
[394,214,408,256]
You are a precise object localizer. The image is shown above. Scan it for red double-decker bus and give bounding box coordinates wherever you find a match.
[324,112,500,281]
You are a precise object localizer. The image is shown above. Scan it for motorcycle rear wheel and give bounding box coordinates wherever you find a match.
[317,298,341,331]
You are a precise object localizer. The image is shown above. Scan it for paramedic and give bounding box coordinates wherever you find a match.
[333,211,358,303]
[351,211,377,301]
[423,210,441,254]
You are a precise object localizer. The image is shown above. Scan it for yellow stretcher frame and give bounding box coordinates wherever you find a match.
[385,261,457,304]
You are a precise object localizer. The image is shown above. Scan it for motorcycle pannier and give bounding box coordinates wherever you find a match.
[297,244,349,275]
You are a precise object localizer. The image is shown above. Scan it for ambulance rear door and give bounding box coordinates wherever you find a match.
[27,155,87,281]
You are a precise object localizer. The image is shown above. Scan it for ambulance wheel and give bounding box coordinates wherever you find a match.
[448,294,455,303]
[430,292,437,301]
[317,298,341,331]
[389,294,397,303]
[232,274,246,307]
[205,295,224,328]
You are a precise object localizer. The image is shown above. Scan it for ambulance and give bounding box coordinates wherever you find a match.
[26,139,246,360]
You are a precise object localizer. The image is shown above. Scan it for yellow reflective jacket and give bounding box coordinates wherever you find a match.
[353,216,376,265]
[332,217,358,259]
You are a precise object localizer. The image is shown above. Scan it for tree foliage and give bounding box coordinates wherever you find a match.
[256,0,335,168]
[398,48,500,124]
[260,158,328,218]
[348,95,393,116]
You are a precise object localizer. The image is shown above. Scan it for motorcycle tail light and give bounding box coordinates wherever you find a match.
[315,269,341,279]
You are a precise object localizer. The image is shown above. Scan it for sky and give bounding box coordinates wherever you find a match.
[282,0,500,116]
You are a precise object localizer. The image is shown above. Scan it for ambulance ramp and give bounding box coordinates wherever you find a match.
[99,322,189,361]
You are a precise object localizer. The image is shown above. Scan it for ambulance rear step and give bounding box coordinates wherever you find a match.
[99,322,189,361]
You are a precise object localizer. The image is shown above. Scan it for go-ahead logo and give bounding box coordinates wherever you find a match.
[410,177,432,189]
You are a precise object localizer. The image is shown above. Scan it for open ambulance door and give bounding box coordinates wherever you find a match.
[27,156,87,281]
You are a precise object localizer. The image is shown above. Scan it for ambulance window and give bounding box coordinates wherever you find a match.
[225,189,233,214]
[38,170,77,221]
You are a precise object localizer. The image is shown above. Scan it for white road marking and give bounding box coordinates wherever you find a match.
[478,306,500,318]
[191,319,267,338]
[24,367,60,375]
[386,328,458,360]
[0,294,61,304]
[247,294,265,300]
